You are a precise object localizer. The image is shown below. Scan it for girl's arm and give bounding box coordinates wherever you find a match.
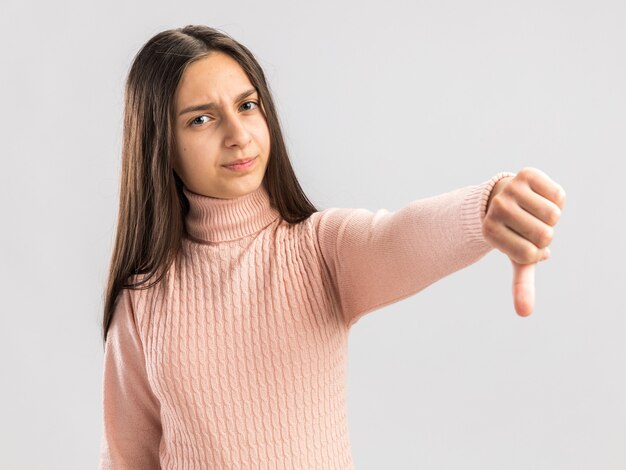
[99,288,162,469]
[311,171,516,329]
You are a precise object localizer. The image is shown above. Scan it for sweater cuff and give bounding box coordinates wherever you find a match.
[460,171,517,245]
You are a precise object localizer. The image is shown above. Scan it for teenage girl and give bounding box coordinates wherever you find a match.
[98,24,566,470]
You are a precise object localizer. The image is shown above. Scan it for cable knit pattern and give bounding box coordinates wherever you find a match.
[99,171,516,469]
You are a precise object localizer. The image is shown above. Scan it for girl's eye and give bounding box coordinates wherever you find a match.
[191,115,210,126]
[189,101,259,127]
[239,100,259,112]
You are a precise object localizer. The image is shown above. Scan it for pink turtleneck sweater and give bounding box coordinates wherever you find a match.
[98,171,515,469]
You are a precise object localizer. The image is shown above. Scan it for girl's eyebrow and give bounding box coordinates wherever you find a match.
[178,88,257,117]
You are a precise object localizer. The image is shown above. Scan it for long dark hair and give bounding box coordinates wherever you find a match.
[101,25,318,347]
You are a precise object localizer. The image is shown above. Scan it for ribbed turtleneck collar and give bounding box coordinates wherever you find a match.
[182,183,280,243]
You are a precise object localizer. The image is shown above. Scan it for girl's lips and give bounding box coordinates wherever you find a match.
[222,156,258,172]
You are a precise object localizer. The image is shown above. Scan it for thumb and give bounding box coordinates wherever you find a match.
[511,259,536,317]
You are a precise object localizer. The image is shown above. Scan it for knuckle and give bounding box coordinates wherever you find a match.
[500,180,514,196]
[537,227,554,247]
[518,168,530,180]
[548,206,561,225]
[520,166,536,179]
[520,245,538,264]
[490,196,507,216]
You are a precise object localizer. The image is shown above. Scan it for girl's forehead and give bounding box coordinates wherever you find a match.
[183,54,247,87]
[175,54,253,103]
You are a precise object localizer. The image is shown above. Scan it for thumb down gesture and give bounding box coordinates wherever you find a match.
[482,167,566,317]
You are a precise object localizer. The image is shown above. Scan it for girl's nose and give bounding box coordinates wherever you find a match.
[223,113,252,148]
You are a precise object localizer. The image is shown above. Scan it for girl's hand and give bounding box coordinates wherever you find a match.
[483,167,566,317]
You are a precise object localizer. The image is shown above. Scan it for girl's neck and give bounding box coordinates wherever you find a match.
[182,183,280,243]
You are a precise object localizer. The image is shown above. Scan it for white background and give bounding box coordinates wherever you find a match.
[0,1,624,468]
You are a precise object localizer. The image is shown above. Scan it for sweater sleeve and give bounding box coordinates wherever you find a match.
[99,288,162,470]
[311,171,516,329]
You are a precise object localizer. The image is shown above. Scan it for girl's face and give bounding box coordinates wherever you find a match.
[172,51,270,199]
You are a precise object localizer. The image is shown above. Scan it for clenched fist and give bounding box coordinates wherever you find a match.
[483,167,566,317]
